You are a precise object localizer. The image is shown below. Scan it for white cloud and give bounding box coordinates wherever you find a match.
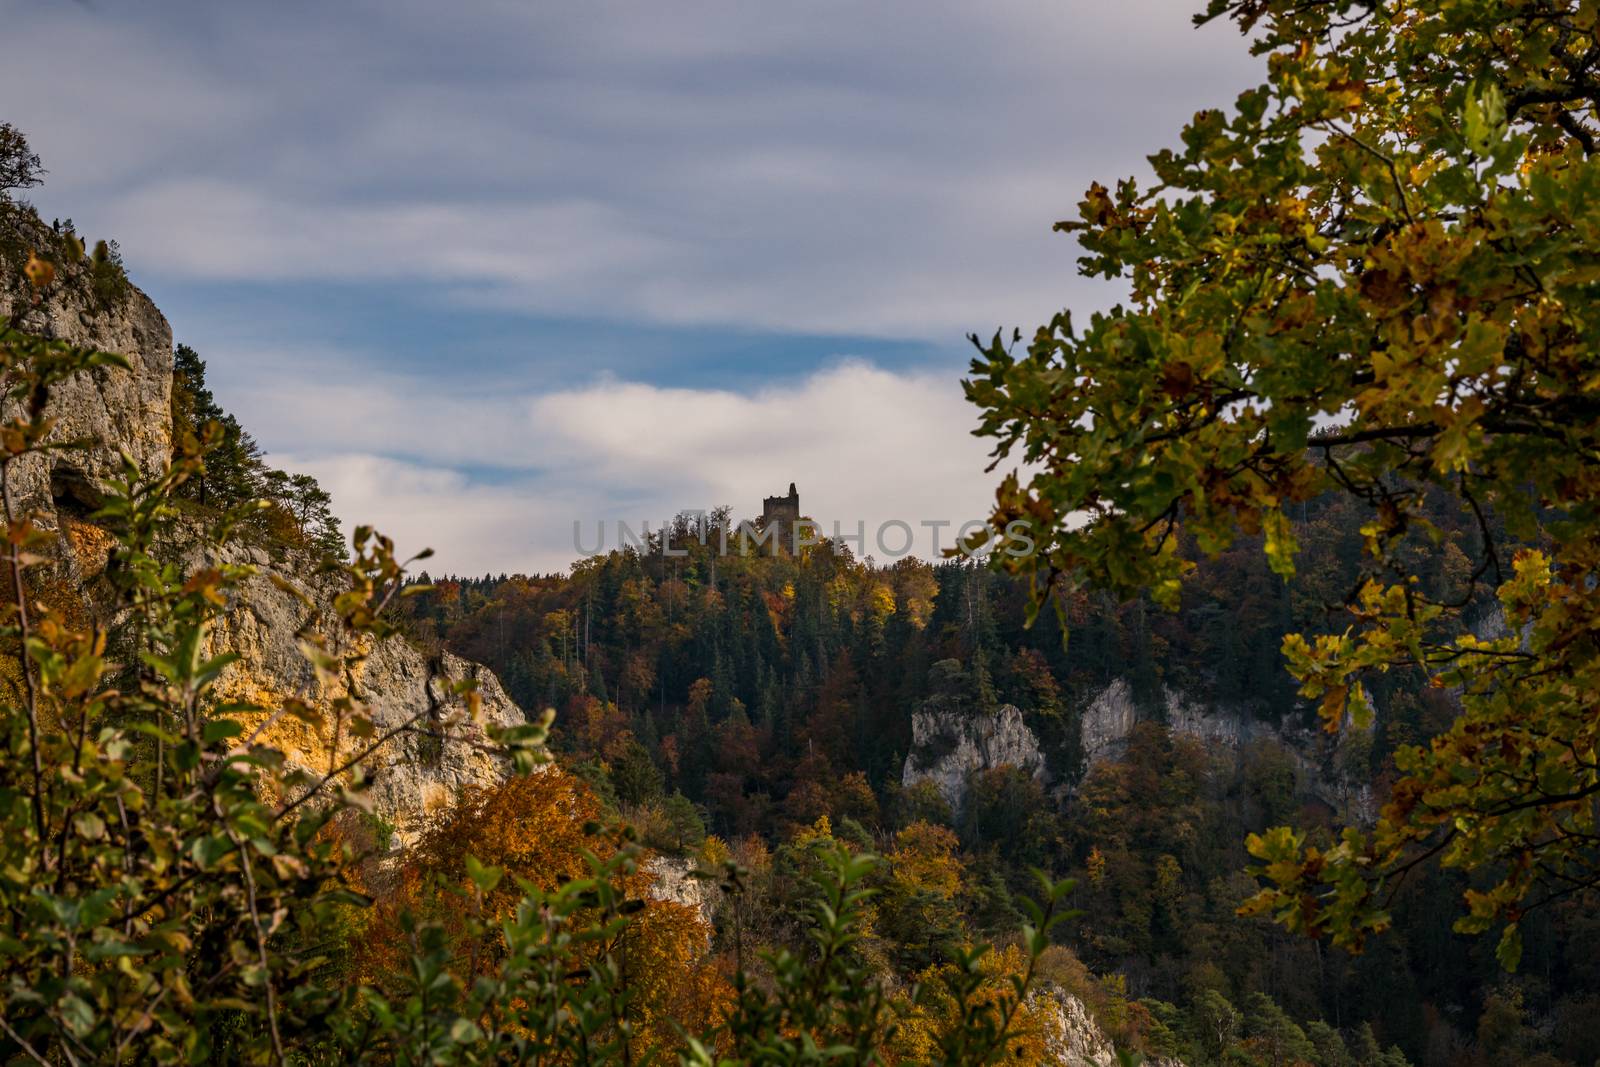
[0,0,1264,571]
[267,361,1006,575]
[2,0,1263,338]
[273,453,572,577]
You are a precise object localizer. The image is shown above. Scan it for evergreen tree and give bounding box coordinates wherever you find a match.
[171,344,343,557]
[659,791,706,852]
[1304,1020,1353,1067]
[611,739,666,807]
[1244,992,1316,1067]
[1350,1023,1382,1066]
[171,344,263,508]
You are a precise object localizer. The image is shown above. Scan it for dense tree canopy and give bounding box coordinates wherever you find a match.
[399,498,1600,1062]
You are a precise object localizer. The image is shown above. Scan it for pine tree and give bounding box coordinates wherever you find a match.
[1305,1020,1354,1067]
[1351,1022,1382,1065]
[173,344,254,507]
[287,472,346,560]
[1244,992,1316,1067]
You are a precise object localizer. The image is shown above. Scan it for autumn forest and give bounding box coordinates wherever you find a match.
[2,0,1600,1064]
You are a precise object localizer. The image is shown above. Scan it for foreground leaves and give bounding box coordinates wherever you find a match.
[967,0,1600,961]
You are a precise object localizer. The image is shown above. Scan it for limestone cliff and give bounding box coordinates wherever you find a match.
[1079,679,1377,824]
[1030,985,1187,1067]
[205,548,525,839]
[1080,679,1263,763]
[902,702,1046,813]
[0,237,172,516]
[900,672,1377,825]
[1,227,524,841]
[645,856,716,924]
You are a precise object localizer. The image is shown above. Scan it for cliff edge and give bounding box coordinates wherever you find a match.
[0,220,524,842]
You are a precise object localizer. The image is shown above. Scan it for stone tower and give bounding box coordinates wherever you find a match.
[761,482,800,552]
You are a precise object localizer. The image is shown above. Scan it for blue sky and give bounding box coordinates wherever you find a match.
[3,0,1259,573]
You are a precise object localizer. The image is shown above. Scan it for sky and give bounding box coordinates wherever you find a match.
[2,0,1262,575]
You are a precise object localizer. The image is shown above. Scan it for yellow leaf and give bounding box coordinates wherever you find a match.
[23,254,54,289]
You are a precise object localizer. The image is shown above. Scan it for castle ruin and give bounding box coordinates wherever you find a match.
[761,483,799,552]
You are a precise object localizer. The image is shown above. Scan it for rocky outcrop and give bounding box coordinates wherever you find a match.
[1079,680,1141,765]
[902,703,1046,812]
[645,857,706,911]
[1082,680,1257,763]
[0,232,174,517]
[1031,985,1187,1067]
[645,855,717,926]
[203,546,524,840]
[1,231,524,841]
[1079,679,1377,825]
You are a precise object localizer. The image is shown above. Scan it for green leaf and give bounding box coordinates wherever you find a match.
[1496,924,1523,972]
[465,854,503,893]
[1262,508,1298,580]
[202,718,245,744]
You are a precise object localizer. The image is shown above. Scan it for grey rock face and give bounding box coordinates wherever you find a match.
[205,554,525,842]
[0,238,174,517]
[1081,679,1255,763]
[1471,602,1510,643]
[902,703,1046,813]
[1079,679,1141,765]
[1035,987,1119,1067]
[2,244,524,840]
[1031,985,1188,1067]
[1162,687,1256,747]
[1079,679,1377,825]
[645,856,716,925]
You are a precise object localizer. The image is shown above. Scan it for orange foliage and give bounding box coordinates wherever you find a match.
[352,769,732,1057]
[887,943,1057,1063]
[833,771,879,826]
[888,821,963,900]
[566,694,631,757]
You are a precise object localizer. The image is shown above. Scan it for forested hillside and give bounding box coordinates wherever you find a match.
[3,0,1599,1060]
[398,486,1595,1066]
[0,129,1105,1064]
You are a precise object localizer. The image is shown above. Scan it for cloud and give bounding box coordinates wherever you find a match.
[272,453,571,577]
[105,181,677,304]
[266,360,1005,575]
[0,0,1266,571]
[3,0,1263,338]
